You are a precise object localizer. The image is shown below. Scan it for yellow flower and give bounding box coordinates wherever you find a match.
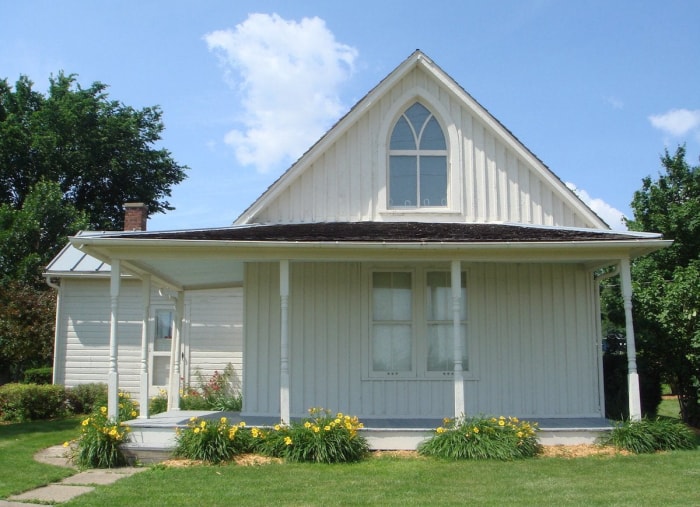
[194,427,201,434]
[238,421,246,428]
[130,411,137,417]
[228,427,238,439]
[336,412,344,419]
[109,428,118,437]
[498,420,505,427]
[304,421,312,429]
[190,416,197,422]
[312,426,320,433]
[63,441,70,447]
[100,406,107,414]
[284,436,293,446]
[82,418,90,426]
[473,427,479,434]
[220,416,227,424]
[274,424,281,431]
[517,431,523,438]
[118,403,123,409]
[324,425,331,431]
[200,420,207,429]
[436,427,445,434]
[443,417,452,425]
[334,418,341,425]
[252,428,260,438]
[118,392,124,398]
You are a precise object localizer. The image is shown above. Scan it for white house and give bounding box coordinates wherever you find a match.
[46,51,668,446]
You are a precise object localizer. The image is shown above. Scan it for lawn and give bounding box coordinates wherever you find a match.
[63,450,700,506]
[0,417,80,497]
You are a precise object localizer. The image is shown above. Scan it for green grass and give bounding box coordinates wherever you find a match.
[0,417,80,497]
[658,396,682,419]
[61,451,700,506]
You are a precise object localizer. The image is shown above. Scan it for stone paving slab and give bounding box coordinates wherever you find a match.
[8,484,95,503]
[61,467,147,485]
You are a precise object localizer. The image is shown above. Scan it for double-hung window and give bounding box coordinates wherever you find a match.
[370,268,468,378]
[389,102,448,208]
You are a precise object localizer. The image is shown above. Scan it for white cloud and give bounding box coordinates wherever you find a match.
[649,108,700,137]
[204,13,358,173]
[566,183,628,231]
[604,96,624,110]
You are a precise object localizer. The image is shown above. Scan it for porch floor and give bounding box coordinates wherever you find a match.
[122,410,613,461]
[126,410,612,431]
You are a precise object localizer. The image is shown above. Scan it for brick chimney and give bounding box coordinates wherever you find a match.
[123,202,148,231]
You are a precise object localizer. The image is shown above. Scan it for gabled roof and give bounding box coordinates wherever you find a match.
[235,50,607,229]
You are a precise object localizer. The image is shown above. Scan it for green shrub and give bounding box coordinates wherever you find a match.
[23,366,53,384]
[174,416,253,463]
[259,408,369,463]
[65,383,108,414]
[602,417,697,453]
[152,364,243,413]
[418,415,541,460]
[149,389,168,415]
[0,383,67,422]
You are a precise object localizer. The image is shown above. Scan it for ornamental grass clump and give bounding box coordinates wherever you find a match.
[260,408,369,463]
[70,392,138,468]
[174,416,253,463]
[418,415,540,460]
[602,417,697,453]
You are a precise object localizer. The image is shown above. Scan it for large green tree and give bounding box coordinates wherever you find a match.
[0,72,187,230]
[0,72,188,381]
[625,145,700,425]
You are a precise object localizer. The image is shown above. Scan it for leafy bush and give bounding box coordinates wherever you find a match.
[602,417,697,453]
[418,415,540,460]
[149,388,168,415]
[0,383,67,422]
[150,364,243,414]
[68,391,138,468]
[259,408,369,463]
[23,366,53,384]
[174,416,253,464]
[65,383,108,414]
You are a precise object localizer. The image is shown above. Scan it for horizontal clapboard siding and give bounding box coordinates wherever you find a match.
[254,66,594,228]
[244,261,602,420]
[56,279,243,398]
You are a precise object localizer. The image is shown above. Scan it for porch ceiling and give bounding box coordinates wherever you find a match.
[69,222,670,291]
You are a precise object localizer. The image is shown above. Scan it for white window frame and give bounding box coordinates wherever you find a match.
[368,266,469,380]
[388,102,448,209]
[149,304,175,391]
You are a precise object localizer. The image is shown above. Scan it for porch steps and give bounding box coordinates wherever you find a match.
[121,411,613,463]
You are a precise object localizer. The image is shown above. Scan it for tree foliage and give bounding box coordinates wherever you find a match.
[0,72,187,230]
[0,72,188,381]
[625,145,700,425]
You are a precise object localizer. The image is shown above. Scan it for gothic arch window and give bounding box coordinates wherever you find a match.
[388,102,447,208]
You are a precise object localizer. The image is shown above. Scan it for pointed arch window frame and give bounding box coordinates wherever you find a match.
[388,102,449,209]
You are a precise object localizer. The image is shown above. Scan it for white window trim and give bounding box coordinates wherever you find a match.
[377,88,463,217]
[366,266,471,380]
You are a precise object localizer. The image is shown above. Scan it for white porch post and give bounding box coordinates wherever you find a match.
[138,275,151,419]
[620,258,642,421]
[108,259,121,420]
[452,260,465,417]
[280,260,290,424]
[167,291,184,411]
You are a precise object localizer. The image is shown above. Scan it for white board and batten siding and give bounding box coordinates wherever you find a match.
[250,65,597,230]
[54,278,243,398]
[243,262,602,420]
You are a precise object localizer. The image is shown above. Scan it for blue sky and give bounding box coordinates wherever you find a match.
[3,0,699,231]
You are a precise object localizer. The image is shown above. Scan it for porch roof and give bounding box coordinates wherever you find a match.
[65,221,670,291]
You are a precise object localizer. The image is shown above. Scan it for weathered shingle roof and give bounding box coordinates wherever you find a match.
[96,222,655,243]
